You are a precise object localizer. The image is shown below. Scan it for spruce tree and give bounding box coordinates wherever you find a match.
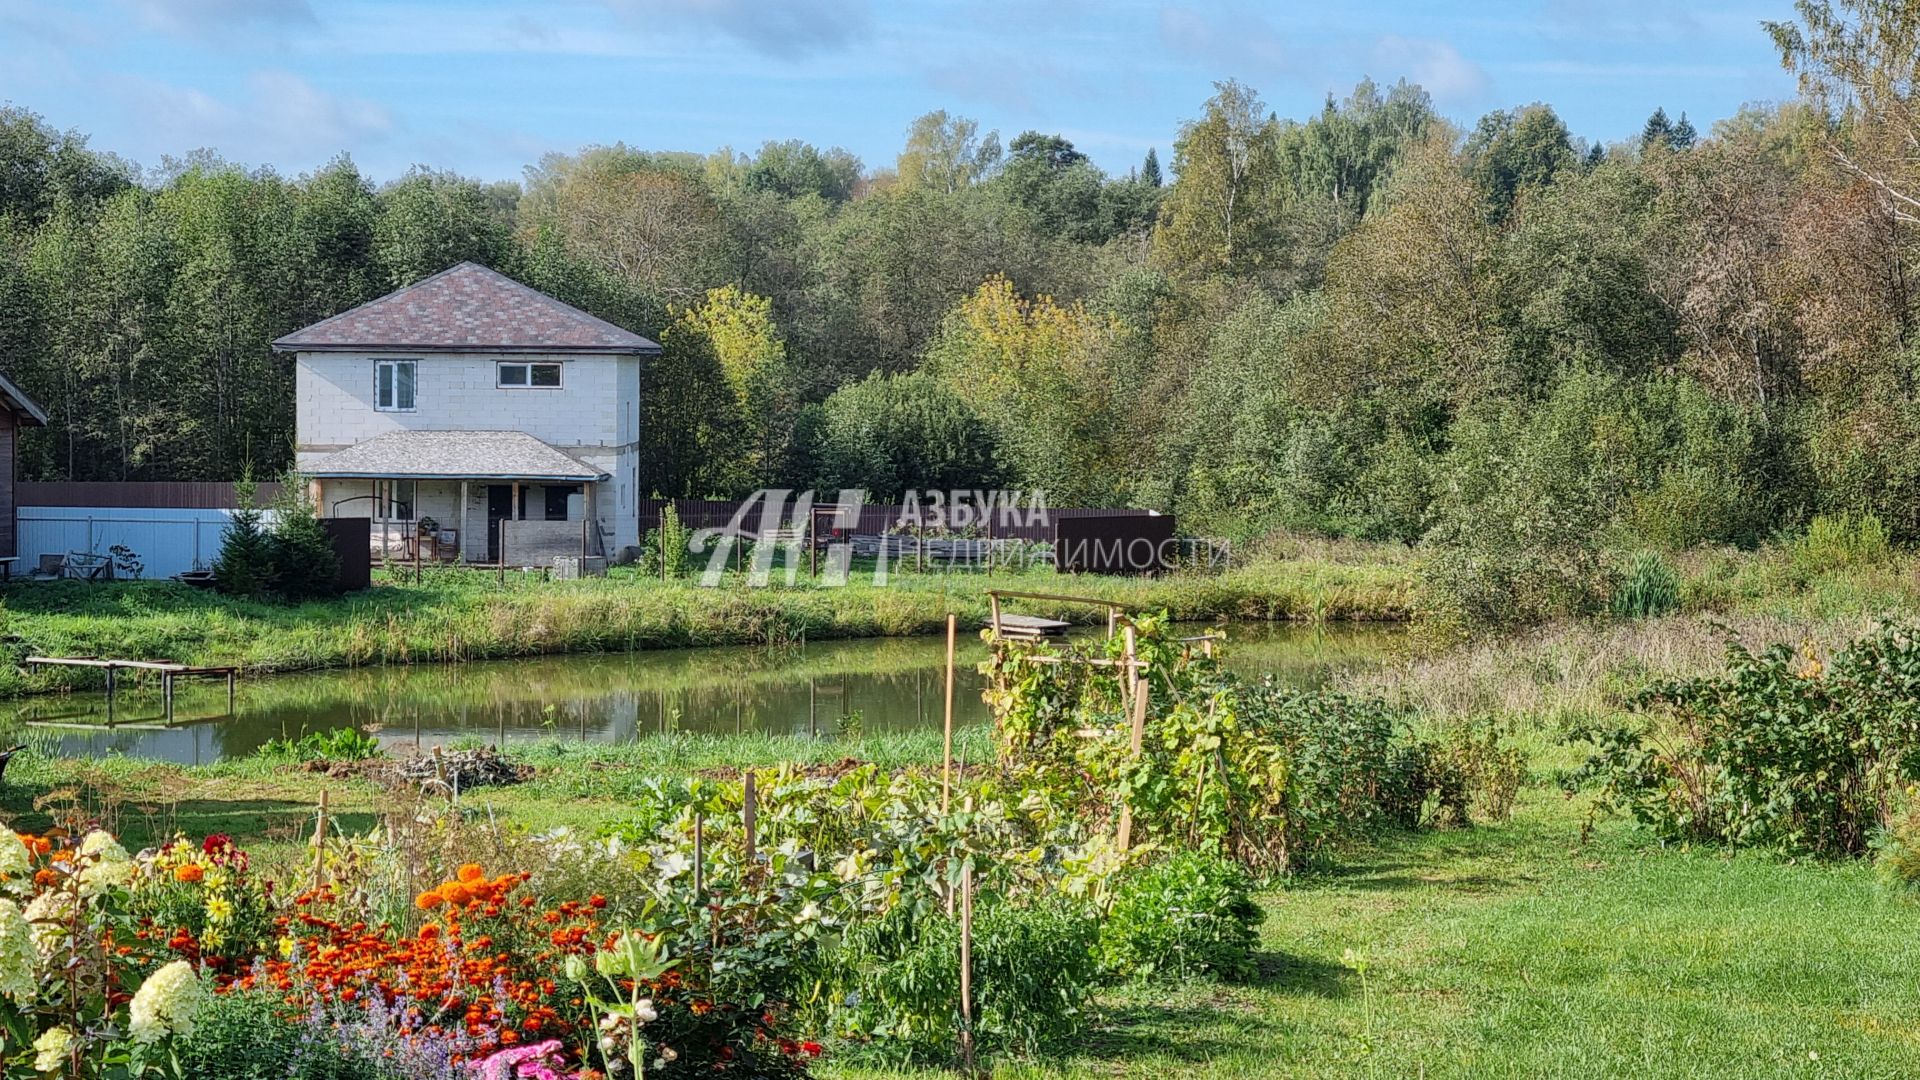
[1670,112,1698,150]
[213,477,275,599]
[1640,107,1675,150]
[269,474,342,602]
[1140,147,1163,187]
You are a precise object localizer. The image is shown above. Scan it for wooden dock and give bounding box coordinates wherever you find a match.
[992,613,1073,639]
[24,656,238,721]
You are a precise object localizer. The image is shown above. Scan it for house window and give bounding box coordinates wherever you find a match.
[497,362,562,388]
[375,360,417,411]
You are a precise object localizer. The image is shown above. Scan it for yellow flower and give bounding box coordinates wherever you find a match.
[205,896,234,923]
[277,935,296,960]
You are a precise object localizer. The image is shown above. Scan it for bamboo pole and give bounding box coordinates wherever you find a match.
[312,789,330,884]
[1116,672,1149,854]
[959,859,976,1076]
[942,612,957,815]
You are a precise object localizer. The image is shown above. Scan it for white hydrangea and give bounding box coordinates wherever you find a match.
[128,960,205,1044]
[22,890,72,959]
[0,899,34,1005]
[32,1026,74,1073]
[77,831,132,898]
[0,831,31,892]
[77,831,126,862]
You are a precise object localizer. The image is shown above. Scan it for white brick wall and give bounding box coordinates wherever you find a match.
[295,350,641,454]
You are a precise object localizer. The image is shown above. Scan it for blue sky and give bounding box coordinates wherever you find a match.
[0,0,1797,184]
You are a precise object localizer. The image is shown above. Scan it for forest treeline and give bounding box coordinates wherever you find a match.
[1,3,1917,598]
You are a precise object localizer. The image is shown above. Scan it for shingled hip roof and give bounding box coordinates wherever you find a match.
[296,431,609,482]
[272,262,661,355]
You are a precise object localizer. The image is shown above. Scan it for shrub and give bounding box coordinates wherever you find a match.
[829,895,1099,1061]
[640,504,692,578]
[1789,512,1892,580]
[1610,550,1679,619]
[255,728,383,763]
[1575,621,1920,856]
[1872,804,1920,895]
[1099,851,1263,983]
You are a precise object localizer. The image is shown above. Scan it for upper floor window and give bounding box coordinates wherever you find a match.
[375,359,417,411]
[498,362,562,389]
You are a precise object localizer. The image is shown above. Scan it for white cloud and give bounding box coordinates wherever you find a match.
[1158,5,1292,77]
[110,70,392,166]
[1370,36,1487,106]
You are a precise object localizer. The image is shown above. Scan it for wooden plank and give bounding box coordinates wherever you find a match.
[993,613,1071,635]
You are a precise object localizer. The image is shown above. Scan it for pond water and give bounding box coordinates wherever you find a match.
[4,623,1402,765]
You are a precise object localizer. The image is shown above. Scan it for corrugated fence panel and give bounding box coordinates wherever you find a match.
[17,481,282,509]
[17,507,261,579]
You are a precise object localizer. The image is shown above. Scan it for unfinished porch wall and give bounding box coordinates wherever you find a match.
[499,519,593,567]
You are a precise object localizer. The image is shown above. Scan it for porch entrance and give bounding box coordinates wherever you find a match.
[486,485,516,562]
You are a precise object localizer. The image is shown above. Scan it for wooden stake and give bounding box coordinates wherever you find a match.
[1121,625,1138,715]
[959,861,976,1076]
[742,770,757,867]
[1116,672,1149,854]
[942,612,957,815]
[693,813,705,900]
[312,789,330,883]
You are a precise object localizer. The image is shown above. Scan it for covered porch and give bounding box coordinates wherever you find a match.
[297,431,611,566]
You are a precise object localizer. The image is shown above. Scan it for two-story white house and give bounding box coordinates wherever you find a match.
[274,262,661,564]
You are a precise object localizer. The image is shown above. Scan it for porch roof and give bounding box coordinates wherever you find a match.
[296,431,609,482]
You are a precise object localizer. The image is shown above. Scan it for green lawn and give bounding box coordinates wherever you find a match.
[834,787,1920,1078]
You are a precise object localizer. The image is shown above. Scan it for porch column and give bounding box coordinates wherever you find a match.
[584,482,598,556]
[459,480,470,562]
[309,478,324,515]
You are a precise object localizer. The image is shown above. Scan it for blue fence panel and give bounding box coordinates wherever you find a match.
[17,506,268,579]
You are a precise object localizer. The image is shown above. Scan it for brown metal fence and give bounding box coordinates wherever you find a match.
[638,497,1152,542]
[19,481,283,509]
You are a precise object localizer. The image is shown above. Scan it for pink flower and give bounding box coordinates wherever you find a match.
[470,1040,573,1080]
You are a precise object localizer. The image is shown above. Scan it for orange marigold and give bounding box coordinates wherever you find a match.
[440,883,472,906]
[416,890,444,911]
[457,864,486,884]
[175,864,205,883]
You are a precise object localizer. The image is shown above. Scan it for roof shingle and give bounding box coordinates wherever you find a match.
[296,431,609,481]
[273,262,661,355]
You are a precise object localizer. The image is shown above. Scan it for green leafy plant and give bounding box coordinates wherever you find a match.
[1574,621,1920,856]
[1610,550,1680,619]
[1099,850,1263,982]
[255,728,383,763]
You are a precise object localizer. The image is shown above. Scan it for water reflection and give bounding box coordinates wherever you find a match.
[3,623,1400,764]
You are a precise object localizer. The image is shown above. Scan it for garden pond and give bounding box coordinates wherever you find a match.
[2,622,1402,764]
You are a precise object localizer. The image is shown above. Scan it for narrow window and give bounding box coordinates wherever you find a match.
[375,360,417,411]
[497,362,562,388]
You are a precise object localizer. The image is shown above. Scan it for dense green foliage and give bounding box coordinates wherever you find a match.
[984,616,1522,871]
[1098,851,1263,983]
[212,477,340,602]
[6,7,1919,572]
[1576,621,1920,855]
